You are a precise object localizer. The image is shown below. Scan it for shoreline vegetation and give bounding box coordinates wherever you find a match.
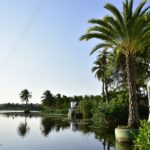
[0,0,150,149]
[79,0,150,148]
[0,88,149,149]
[0,89,148,122]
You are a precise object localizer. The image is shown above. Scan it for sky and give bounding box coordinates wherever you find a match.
[0,0,149,104]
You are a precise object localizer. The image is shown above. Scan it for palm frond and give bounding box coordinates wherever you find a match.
[90,43,112,55]
[104,3,124,29]
[103,16,124,38]
[88,19,113,31]
[87,26,114,37]
[141,6,150,16]
[133,0,147,19]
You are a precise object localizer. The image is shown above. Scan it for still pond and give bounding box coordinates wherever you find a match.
[0,112,133,150]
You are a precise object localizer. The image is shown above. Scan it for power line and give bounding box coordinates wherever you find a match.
[0,0,48,72]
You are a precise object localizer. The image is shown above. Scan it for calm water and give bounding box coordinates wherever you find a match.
[0,112,132,150]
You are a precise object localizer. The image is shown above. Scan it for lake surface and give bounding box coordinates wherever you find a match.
[0,112,132,150]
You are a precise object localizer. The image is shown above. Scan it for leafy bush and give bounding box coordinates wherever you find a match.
[134,121,150,150]
[94,92,128,127]
[78,98,93,118]
[77,96,100,118]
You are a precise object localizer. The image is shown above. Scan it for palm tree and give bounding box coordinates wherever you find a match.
[92,49,110,103]
[41,90,54,107]
[19,89,32,105]
[80,0,150,128]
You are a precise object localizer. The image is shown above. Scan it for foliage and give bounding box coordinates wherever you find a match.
[94,91,128,127]
[78,98,92,118]
[19,89,32,105]
[0,103,42,110]
[134,120,150,150]
[92,49,111,102]
[78,95,101,118]
[41,90,54,107]
[40,90,102,115]
[41,90,71,109]
[80,0,150,128]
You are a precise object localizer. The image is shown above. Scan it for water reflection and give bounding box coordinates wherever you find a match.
[0,113,134,150]
[78,120,114,150]
[115,142,133,150]
[17,115,30,138]
[94,126,114,150]
[70,120,79,131]
[40,117,115,149]
[40,117,70,136]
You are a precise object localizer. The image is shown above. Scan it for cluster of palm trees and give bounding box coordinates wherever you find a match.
[80,0,150,128]
[19,89,72,108]
[92,49,110,103]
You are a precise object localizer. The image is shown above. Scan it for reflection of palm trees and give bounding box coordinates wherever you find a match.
[78,120,114,150]
[102,139,106,150]
[40,117,55,136]
[17,116,30,137]
[94,127,113,150]
[40,117,70,137]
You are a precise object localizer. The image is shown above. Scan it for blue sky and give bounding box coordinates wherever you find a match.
[0,0,149,103]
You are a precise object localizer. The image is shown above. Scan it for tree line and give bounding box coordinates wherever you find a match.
[0,89,101,111]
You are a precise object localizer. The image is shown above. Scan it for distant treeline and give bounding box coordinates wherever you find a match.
[0,90,102,112]
[41,90,101,109]
[0,103,42,110]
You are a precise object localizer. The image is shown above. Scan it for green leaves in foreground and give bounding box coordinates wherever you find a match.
[134,120,150,150]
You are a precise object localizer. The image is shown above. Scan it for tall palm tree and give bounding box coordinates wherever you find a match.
[41,90,54,107]
[92,49,110,103]
[19,89,32,105]
[80,0,150,128]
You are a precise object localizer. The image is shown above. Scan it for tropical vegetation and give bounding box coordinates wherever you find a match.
[134,120,150,150]
[19,89,32,105]
[92,49,111,103]
[94,90,128,127]
[80,0,150,128]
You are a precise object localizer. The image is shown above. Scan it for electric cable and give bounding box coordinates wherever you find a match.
[0,0,48,72]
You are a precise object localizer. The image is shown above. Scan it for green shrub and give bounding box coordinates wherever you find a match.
[77,96,100,118]
[134,121,150,150]
[94,92,128,127]
[78,98,93,118]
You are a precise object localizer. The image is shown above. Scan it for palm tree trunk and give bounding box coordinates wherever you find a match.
[102,80,105,102]
[105,82,109,103]
[126,53,140,128]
